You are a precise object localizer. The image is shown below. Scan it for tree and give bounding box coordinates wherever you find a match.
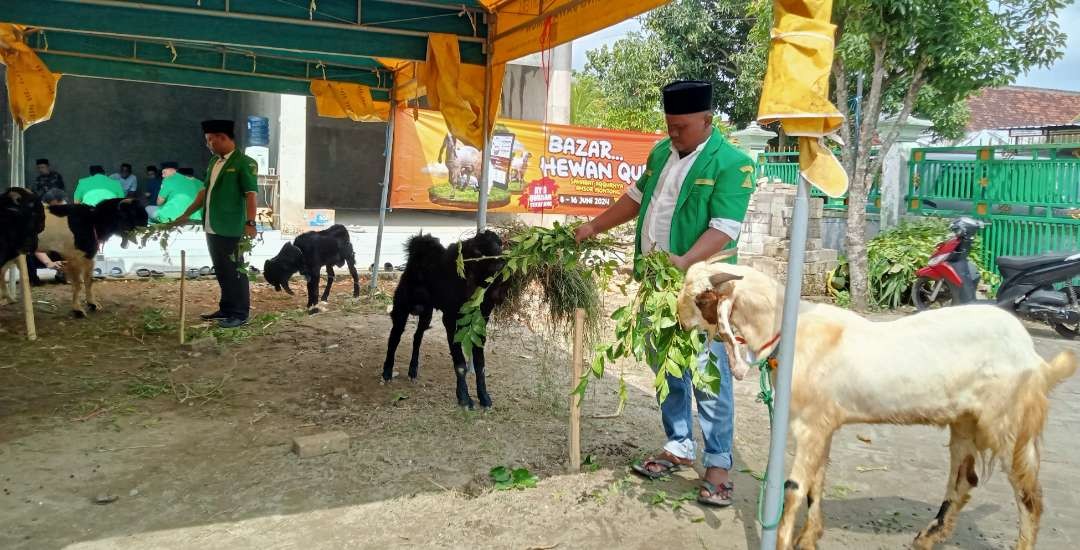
[580,0,761,127]
[831,0,1070,311]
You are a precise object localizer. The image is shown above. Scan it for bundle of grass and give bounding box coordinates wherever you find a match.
[455,221,628,357]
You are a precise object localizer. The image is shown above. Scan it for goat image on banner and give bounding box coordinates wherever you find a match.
[389,108,658,215]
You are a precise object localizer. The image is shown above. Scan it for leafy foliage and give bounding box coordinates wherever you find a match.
[577,252,721,404]
[454,222,623,360]
[831,218,999,309]
[573,0,763,131]
[489,466,539,491]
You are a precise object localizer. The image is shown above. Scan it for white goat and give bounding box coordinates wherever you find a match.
[677,260,1077,550]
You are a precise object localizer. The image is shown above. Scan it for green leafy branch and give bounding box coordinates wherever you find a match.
[575,252,721,405]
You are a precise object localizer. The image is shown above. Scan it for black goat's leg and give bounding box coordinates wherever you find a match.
[442,313,473,409]
[321,266,335,302]
[306,272,320,311]
[409,307,432,381]
[474,306,495,408]
[346,256,360,297]
[383,306,410,382]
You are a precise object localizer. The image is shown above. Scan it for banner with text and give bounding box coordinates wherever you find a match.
[390,108,661,215]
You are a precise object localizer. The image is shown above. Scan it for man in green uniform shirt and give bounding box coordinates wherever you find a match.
[576,81,755,507]
[172,120,259,328]
[74,165,125,206]
[153,161,205,223]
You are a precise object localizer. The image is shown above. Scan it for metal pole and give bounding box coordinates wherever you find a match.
[476,14,495,231]
[370,86,398,290]
[759,175,810,549]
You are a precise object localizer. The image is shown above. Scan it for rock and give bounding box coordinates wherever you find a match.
[332,387,347,398]
[129,489,139,497]
[292,431,350,458]
[93,494,118,505]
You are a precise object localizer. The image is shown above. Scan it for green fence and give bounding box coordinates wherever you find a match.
[757,151,880,211]
[907,143,1080,278]
[908,143,1080,218]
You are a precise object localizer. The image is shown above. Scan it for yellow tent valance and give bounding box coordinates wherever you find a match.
[480,0,668,66]
[757,0,848,197]
[0,23,60,130]
[310,80,390,122]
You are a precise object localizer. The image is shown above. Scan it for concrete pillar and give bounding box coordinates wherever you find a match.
[546,43,572,124]
[731,121,777,160]
[278,94,307,234]
[877,115,931,228]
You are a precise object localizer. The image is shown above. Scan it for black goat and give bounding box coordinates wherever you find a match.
[263,224,360,312]
[1,188,46,303]
[38,198,149,317]
[382,230,507,409]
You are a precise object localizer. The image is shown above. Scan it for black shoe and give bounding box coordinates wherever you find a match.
[200,311,229,321]
[218,317,248,329]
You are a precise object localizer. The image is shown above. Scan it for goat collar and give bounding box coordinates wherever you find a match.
[735,332,781,362]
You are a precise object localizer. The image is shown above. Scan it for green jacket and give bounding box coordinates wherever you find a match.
[74,174,125,206]
[204,151,258,237]
[633,128,756,274]
[156,173,205,223]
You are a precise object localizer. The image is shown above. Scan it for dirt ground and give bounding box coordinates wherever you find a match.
[1,277,1079,550]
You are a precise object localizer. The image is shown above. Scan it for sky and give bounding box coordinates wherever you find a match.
[570,4,1080,92]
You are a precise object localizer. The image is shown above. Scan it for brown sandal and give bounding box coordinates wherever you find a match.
[631,452,693,480]
[697,480,734,507]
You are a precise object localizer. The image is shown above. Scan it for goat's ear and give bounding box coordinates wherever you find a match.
[709,273,743,293]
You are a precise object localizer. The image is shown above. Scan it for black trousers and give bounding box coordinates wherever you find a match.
[206,234,250,320]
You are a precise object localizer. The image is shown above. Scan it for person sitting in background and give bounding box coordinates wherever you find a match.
[74,165,125,206]
[32,158,65,197]
[153,161,205,223]
[144,165,162,205]
[110,163,138,197]
[26,189,67,286]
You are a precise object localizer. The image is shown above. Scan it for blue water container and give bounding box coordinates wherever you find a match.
[247,116,270,146]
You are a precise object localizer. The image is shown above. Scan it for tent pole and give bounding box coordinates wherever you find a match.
[759,174,809,549]
[370,86,397,290]
[476,14,495,231]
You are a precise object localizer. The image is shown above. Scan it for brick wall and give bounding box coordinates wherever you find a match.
[738,181,840,295]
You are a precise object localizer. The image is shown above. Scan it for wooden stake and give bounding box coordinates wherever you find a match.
[569,308,584,472]
[17,254,36,341]
[179,250,187,345]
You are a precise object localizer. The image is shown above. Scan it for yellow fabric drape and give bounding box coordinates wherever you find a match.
[756,1,848,197]
[309,80,390,122]
[0,24,61,130]
[480,0,667,66]
[416,33,504,149]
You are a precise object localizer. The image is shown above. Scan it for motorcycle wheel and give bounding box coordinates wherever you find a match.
[911,277,955,310]
[1052,322,1079,340]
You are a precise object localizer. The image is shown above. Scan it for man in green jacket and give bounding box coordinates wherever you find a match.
[73,165,125,206]
[153,161,205,223]
[576,81,755,507]
[172,120,259,328]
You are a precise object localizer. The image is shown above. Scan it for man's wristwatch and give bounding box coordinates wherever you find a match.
[246,220,257,227]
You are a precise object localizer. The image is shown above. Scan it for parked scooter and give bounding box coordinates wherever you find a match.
[911,216,1080,339]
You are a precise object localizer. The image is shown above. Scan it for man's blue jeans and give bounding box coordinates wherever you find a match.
[650,338,734,470]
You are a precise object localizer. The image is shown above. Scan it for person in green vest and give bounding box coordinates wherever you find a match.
[152,161,205,223]
[575,81,756,508]
[73,165,125,206]
[171,120,259,329]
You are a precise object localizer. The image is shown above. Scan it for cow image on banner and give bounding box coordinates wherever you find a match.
[389,108,659,215]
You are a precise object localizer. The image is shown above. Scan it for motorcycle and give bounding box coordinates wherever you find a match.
[911,216,1080,339]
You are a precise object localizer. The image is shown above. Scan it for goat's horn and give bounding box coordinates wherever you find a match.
[709,273,744,288]
[704,249,738,264]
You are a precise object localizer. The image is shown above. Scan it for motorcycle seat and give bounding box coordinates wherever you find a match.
[996,253,1077,271]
